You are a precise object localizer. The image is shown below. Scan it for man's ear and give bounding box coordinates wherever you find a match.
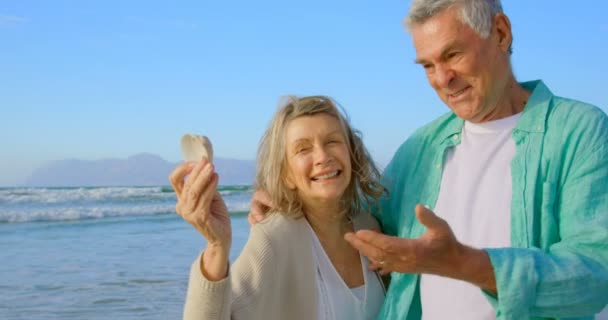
[493,13,513,53]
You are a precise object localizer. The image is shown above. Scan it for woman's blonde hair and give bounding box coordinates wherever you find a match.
[255,95,386,219]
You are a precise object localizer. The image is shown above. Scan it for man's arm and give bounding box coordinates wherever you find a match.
[345,205,497,293]
[482,106,608,319]
[247,190,273,225]
[486,127,608,318]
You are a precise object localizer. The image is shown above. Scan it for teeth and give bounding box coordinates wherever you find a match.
[451,87,467,97]
[314,171,339,180]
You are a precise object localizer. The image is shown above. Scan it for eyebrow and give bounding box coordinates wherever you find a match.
[289,130,343,145]
[414,58,426,65]
[290,139,310,146]
[414,41,459,65]
[325,130,343,137]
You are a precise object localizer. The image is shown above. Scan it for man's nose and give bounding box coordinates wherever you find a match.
[435,64,455,88]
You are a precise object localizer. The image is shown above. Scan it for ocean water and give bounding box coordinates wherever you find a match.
[4,186,608,320]
[0,186,253,320]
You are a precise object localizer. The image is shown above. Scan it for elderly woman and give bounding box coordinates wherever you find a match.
[169,96,387,320]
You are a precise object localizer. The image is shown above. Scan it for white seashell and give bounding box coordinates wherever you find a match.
[180,134,213,163]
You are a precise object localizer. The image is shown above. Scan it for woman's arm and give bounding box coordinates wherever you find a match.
[183,224,276,320]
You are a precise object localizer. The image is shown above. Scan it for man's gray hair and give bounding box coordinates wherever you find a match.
[404,0,503,39]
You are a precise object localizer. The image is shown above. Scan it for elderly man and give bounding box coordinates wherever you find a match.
[340,0,608,319]
[251,0,608,319]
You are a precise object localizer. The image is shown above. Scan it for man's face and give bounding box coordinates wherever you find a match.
[411,7,511,123]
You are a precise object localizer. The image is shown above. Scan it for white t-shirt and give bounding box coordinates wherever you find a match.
[421,113,521,320]
[307,223,385,320]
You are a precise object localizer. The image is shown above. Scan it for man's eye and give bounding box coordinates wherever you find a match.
[423,65,435,75]
[447,52,460,60]
[422,64,434,71]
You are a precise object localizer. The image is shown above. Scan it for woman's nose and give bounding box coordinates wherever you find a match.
[313,146,332,166]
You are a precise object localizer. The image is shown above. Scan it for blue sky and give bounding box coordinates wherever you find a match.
[1,0,607,186]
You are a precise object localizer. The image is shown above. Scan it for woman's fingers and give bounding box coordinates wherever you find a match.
[190,173,224,243]
[168,161,197,198]
[191,163,216,202]
[183,161,213,214]
[192,172,220,224]
[183,160,208,194]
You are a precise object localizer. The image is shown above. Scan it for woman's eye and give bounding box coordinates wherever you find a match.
[328,139,343,144]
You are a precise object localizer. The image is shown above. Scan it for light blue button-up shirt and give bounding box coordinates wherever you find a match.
[376,81,608,319]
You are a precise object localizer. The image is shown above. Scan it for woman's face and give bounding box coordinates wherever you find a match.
[283,113,352,209]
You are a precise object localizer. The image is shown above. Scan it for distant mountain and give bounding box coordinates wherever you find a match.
[25,153,256,187]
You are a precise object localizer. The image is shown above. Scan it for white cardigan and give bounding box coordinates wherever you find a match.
[183,212,383,320]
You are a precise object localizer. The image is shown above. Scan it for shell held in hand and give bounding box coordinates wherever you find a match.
[180,134,213,163]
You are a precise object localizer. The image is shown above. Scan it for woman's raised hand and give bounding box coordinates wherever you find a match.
[169,160,232,251]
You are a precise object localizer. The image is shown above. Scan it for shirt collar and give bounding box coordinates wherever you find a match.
[438,80,553,143]
[437,113,464,143]
[515,80,553,133]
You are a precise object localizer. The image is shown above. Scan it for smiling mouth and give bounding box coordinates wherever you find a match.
[449,86,470,98]
[311,170,341,181]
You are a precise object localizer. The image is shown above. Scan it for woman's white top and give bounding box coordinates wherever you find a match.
[307,223,385,320]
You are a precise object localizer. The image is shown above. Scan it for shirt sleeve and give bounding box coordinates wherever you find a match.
[376,137,417,237]
[182,225,275,320]
[484,108,608,319]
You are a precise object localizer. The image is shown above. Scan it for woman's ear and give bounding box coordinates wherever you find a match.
[284,173,296,190]
[282,168,297,190]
